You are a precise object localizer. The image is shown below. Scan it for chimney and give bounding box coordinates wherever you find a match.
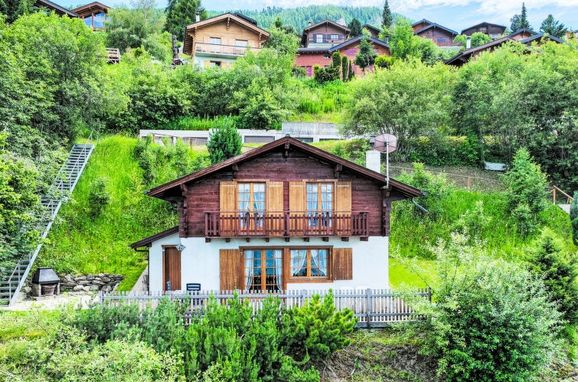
[195,14,200,23]
[366,150,381,173]
[466,36,472,49]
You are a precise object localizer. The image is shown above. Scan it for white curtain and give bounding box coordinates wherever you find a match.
[311,249,328,277]
[245,250,254,290]
[291,249,308,277]
[274,250,283,291]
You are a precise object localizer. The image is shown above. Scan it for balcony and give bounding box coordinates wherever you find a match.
[204,211,368,239]
[194,42,260,58]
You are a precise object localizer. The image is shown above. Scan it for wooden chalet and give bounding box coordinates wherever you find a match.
[412,19,460,47]
[301,19,350,48]
[131,137,421,293]
[183,13,269,69]
[461,22,506,39]
[72,1,110,31]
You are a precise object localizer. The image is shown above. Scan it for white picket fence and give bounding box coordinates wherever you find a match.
[100,288,431,328]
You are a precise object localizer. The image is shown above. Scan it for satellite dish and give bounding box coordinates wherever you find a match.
[373,134,397,154]
[371,134,397,189]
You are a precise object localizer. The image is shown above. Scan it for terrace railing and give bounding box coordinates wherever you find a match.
[194,42,260,57]
[100,288,432,328]
[205,211,368,238]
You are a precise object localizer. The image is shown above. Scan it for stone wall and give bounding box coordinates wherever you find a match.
[59,274,123,293]
[26,273,123,296]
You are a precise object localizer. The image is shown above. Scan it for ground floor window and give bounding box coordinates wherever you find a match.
[244,249,283,292]
[290,248,329,279]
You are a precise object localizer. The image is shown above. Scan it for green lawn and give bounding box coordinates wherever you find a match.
[37,136,179,290]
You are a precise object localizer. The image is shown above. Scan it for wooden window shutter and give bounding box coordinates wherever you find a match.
[267,182,284,234]
[335,182,352,235]
[333,248,353,280]
[219,181,237,212]
[220,249,243,291]
[267,182,284,213]
[289,181,306,232]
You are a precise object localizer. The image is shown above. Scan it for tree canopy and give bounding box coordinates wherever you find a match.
[348,18,362,37]
[381,0,392,29]
[164,0,206,40]
[540,14,567,38]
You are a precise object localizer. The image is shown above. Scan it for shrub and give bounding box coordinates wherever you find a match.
[422,234,561,382]
[571,192,578,245]
[454,200,490,242]
[504,148,549,236]
[397,163,451,218]
[313,65,339,83]
[531,231,578,323]
[375,54,394,68]
[87,178,110,220]
[398,135,482,166]
[207,121,242,164]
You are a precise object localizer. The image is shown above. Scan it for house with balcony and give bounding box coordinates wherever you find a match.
[130,137,422,292]
[183,13,269,69]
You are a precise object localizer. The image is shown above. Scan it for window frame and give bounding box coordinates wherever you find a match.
[287,247,332,283]
[209,36,222,45]
[235,39,249,47]
[315,34,324,43]
[242,248,283,291]
[330,34,339,40]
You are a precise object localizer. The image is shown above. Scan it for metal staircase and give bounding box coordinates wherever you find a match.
[0,144,94,306]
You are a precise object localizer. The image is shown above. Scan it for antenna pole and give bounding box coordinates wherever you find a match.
[386,148,389,188]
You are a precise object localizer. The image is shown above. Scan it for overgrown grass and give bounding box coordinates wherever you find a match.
[161,115,239,131]
[391,189,574,261]
[290,79,350,123]
[37,136,184,290]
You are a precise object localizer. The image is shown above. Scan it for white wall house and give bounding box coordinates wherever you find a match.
[131,137,421,293]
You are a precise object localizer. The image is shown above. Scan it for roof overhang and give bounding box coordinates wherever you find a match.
[185,13,269,37]
[147,136,422,200]
[130,226,179,249]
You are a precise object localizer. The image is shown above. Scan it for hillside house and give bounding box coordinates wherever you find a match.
[183,13,269,69]
[412,19,460,47]
[461,22,506,38]
[131,137,421,293]
[72,1,110,31]
[296,35,390,77]
[300,20,350,48]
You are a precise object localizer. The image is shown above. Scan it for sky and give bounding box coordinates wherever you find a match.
[204,0,578,30]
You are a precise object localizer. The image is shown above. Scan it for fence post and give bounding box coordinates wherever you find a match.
[365,288,372,329]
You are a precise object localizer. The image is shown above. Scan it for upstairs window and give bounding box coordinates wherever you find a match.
[235,39,248,47]
[93,12,106,28]
[306,182,333,227]
[316,34,324,43]
[330,34,339,40]
[238,183,265,228]
[209,37,222,45]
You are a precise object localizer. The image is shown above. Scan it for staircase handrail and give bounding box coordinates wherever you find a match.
[551,185,574,205]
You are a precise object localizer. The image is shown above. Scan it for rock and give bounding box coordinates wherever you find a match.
[101,277,111,283]
[73,285,85,292]
[89,285,100,291]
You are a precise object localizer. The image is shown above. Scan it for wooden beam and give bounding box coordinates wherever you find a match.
[341,237,349,242]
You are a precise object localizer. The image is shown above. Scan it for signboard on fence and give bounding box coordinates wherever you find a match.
[186,283,201,292]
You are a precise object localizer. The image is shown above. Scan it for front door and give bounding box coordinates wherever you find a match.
[163,247,181,291]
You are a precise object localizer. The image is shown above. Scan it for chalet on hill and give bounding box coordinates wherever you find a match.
[446,32,563,66]
[72,1,110,31]
[461,22,506,38]
[131,137,422,293]
[412,19,460,47]
[183,13,269,69]
[301,20,350,48]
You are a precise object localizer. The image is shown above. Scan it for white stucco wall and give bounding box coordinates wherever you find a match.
[148,235,389,292]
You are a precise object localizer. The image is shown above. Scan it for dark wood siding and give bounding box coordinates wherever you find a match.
[182,148,394,237]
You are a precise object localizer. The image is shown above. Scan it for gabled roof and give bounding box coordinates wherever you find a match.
[414,22,459,37]
[412,19,433,27]
[461,22,507,34]
[36,0,78,17]
[363,24,382,35]
[148,136,422,200]
[520,33,564,44]
[446,35,512,65]
[72,1,110,14]
[130,226,179,249]
[303,19,350,33]
[328,36,389,52]
[297,47,330,54]
[185,13,269,36]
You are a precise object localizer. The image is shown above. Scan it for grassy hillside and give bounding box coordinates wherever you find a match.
[37,136,181,289]
[38,135,575,291]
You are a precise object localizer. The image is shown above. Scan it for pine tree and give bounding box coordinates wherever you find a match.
[341,55,349,81]
[510,2,532,32]
[354,30,376,72]
[382,0,392,29]
[348,18,362,37]
[0,0,34,23]
[164,0,207,41]
[207,121,242,164]
[540,14,567,38]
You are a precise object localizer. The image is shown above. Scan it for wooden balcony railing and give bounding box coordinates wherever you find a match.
[194,42,260,57]
[205,211,368,238]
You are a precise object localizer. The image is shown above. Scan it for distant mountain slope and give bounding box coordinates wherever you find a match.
[209,5,389,33]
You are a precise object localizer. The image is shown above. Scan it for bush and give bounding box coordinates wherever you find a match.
[207,122,242,164]
[454,200,490,242]
[422,234,561,382]
[397,163,451,219]
[313,65,339,83]
[375,54,394,68]
[531,231,578,323]
[397,135,482,166]
[504,148,549,236]
[87,178,110,220]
